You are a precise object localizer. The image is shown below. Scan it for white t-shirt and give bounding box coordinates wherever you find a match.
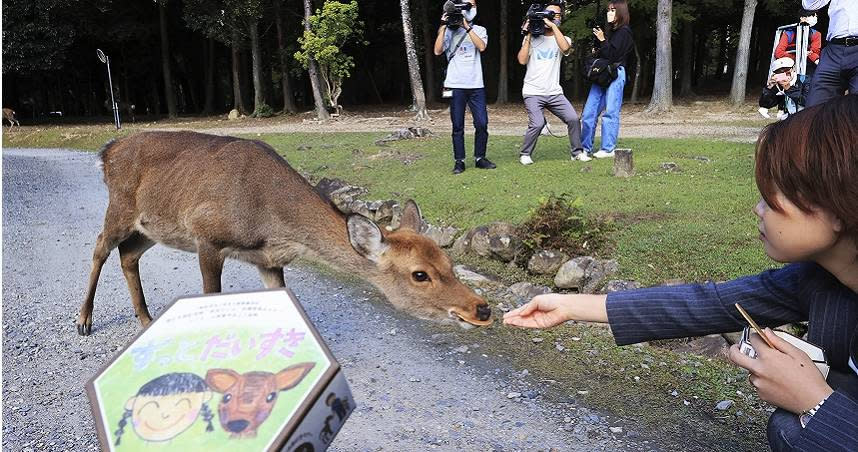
[443,25,488,89]
[522,34,572,97]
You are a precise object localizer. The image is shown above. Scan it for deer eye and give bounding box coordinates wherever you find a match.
[266,392,277,403]
[222,394,232,404]
[412,271,430,282]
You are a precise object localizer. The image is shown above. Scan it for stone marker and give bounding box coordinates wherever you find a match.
[612,149,634,178]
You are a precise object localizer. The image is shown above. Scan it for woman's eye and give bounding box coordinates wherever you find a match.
[266,392,277,403]
[223,394,232,404]
[412,271,430,282]
[175,398,191,409]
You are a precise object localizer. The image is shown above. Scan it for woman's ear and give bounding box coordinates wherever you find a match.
[124,396,136,411]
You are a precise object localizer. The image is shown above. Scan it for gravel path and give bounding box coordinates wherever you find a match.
[2,148,658,451]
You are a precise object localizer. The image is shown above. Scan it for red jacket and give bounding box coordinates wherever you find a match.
[775,27,822,64]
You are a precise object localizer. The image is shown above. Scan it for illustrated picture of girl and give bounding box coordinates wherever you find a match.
[115,372,215,446]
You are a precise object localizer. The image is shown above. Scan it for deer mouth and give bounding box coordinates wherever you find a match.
[448,308,493,328]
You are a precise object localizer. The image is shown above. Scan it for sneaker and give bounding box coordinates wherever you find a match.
[758,107,771,119]
[574,153,592,162]
[593,150,615,159]
[453,160,465,174]
[520,155,534,165]
[540,120,553,136]
[475,158,497,169]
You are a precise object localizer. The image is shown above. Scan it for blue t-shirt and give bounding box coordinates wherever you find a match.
[443,25,488,89]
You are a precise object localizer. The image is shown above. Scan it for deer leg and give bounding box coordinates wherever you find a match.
[118,233,156,328]
[257,266,286,289]
[77,228,130,336]
[197,241,224,293]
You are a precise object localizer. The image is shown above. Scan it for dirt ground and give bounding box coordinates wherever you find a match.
[145,98,769,143]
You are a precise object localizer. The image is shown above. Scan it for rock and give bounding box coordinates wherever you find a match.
[453,345,469,353]
[609,427,623,434]
[469,226,492,258]
[327,185,369,213]
[691,156,711,163]
[424,224,459,248]
[685,334,729,357]
[508,282,551,301]
[554,257,594,290]
[453,265,500,289]
[582,259,619,293]
[506,392,522,399]
[314,177,350,200]
[604,280,643,293]
[374,127,433,145]
[671,390,678,397]
[532,337,544,343]
[450,228,475,255]
[527,249,570,275]
[228,109,240,120]
[469,222,522,263]
[715,400,733,411]
[373,200,399,224]
[408,377,421,382]
[660,162,681,172]
[347,199,373,218]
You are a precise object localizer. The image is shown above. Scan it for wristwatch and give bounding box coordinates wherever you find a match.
[799,395,829,428]
[465,26,473,33]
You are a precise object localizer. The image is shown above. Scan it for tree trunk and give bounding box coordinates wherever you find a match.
[274,0,297,113]
[630,42,642,103]
[420,2,437,104]
[249,20,266,115]
[496,0,510,104]
[400,0,429,120]
[645,0,672,113]
[158,1,178,118]
[231,32,247,114]
[679,20,695,97]
[730,0,758,105]
[203,38,216,115]
[303,0,330,120]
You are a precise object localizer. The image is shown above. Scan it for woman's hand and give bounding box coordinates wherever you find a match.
[503,294,574,329]
[727,328,834,415]
[593,27,605,41]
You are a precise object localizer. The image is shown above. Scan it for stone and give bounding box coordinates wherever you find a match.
[424,224,459,248]
[684,334,729,357]
[604,280,643,293]
[451,228,475,255]
[373,200,399,224]
[660,162,681,172]
[508,282,551,301]
[554,257,595,290]
[348,199,373,218]
[469,226,492,258]
[228,109,240,120]
[469,222,522,263]
[612,149,634,178]
[582,259,620,293]
[314,177,350,200]
[453,265,500,289]
[609,427,623,434]
[527,249,570,275]
[715,400,733,411]
[506,392,522,399]
[328,185,368,213]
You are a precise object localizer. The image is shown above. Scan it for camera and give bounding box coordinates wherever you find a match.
[524,4,558,36]
[443,0,473,29]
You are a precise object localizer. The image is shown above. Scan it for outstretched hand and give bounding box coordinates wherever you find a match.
[503,294,571,329]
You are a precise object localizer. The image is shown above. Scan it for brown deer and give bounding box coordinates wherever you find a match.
[206,363,316,437]
[77,131,492,335]
[3,108,20,130]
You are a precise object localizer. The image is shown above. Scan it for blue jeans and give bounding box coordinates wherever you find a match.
[450,88,488,161]
[581,66,626,153]
[806,43,858,107]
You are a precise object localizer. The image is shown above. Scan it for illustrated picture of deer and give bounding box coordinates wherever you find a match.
[77,131,492,336]
[3,108,20,130]
[205,363,316,437]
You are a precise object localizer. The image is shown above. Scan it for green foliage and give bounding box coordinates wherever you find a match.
[516,194,616,264]
[294,0,366,108]
[252,101,274,118]
[183,0,262,44]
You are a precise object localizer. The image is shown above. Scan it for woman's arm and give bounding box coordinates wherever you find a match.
[598,27,633,63]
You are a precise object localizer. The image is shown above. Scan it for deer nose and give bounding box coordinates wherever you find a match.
[226,420,250,433]
[476,304,491,321]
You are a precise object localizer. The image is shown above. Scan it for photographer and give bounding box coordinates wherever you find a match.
[517,1,583,165]
[577,0,633,161]
[434,0,496,175]
[759,57,809,120]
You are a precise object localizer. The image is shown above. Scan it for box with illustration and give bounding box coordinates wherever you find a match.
[86,289,354,451]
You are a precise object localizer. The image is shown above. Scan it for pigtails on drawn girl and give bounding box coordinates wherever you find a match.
[114,372,214,446]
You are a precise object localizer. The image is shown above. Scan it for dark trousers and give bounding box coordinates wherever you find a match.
[767,369,858,451]
[806,43,858,107]
[450,88,488,161]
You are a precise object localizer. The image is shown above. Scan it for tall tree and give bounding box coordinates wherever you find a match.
[645,0,673,113]
[496,0,510,104]
[231,32,248,114]
[679,20,695,97]
[273,0,298,113]
[249,20,270,116]
[730,0,757,105]
[400,0,429,120]
[420,2,437,104]
[302,0,330,120]
[158,0,178,117]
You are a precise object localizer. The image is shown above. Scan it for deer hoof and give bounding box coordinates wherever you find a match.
[76,322,92,336]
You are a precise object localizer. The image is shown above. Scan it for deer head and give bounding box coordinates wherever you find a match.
[346,200,492,329]
[205,363,315,438]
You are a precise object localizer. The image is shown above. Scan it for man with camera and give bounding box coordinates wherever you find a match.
[517,1,583,165]
[759,57,809,120]
[434,0,496,175]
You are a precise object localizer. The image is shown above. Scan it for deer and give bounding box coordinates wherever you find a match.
[205,363,316,437]
[3,108,20,130]
[76,131,493,336]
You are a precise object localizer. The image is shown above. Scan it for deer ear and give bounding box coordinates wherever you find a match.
[275,362,316,391]
[399,200,425,232]
[205,369,240,393]
[347,215,388,262]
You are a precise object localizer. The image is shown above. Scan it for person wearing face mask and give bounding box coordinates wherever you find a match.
[759,57,809,120]
[774,9,822,81]
[802,0,858,106]
[517,0,583,166]
[576,0,634,161]
[434,0,496,175]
